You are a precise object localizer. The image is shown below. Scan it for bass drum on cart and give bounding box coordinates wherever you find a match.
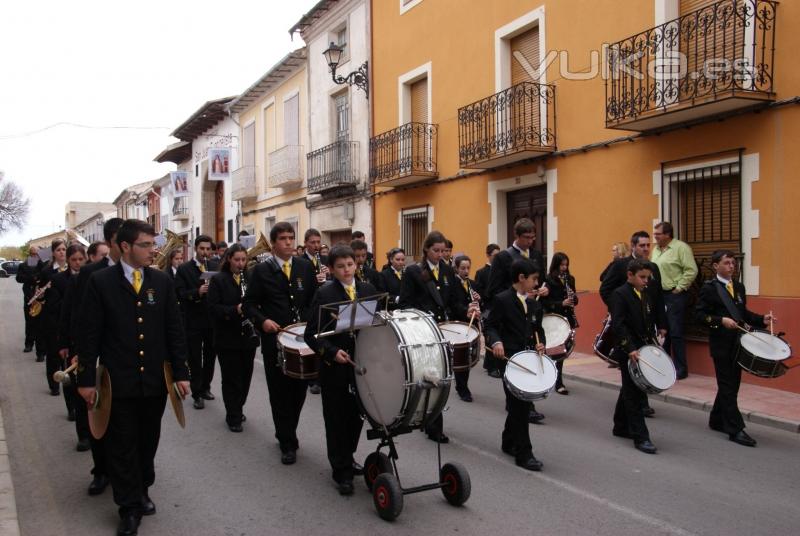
[354,309,451,431]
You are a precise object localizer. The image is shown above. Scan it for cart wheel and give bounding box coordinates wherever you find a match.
[364,451,392,491]
[373,473,403,521]
[440,462,471,506]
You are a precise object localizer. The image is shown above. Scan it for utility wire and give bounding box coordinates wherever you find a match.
[0,122,171,140]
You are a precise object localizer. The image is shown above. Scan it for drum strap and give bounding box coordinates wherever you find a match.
[715,281,743,323]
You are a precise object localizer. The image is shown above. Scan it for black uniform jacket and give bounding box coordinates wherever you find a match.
[58,272,79,351]
[77,264,189,397]
[542,273,578,322]
[486,246,545,307]
[380,267,403,309]
[175,259,220,330]
[207,271,259,351]
[485,288,545,356]
[304,279,378,365]
[357,265,384,293]
[398,260,458,322]
[473,264,491,303]
[695,278,765,356]
[304,251,328,285]
[452,276,478,323]
[73,257,113,340]
[16,258,44,300]
[600,255,663,312]
[242,256,316,354]
[610,283,667,355]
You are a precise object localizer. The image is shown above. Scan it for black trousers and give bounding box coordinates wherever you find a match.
[455,370,471,396]
[187,328,216,397]
[502,383,532,459]
[612,352,650,442]
[217,347,256,425]
[106,395,167,518]
[23,300,36,349]
[320,362,363,482]
[263,348,307,452]
[710,349,745,434]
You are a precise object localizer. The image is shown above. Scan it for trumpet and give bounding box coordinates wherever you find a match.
[28,281,51,317]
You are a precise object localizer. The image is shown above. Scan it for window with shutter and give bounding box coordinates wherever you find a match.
[410,78,428,124]
[400,207,430,262]
[284,94,299,146]
[510,26,540,85]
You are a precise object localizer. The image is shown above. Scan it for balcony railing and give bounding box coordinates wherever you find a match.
[268,145,304,188]
[306,140,359,194]
[172,196,189,220]
[231,165,258,201]
[606,0,777,131]
[370,123,438,187]
[458,81,556,169]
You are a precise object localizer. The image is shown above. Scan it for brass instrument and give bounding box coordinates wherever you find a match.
[246,232,272,269]
[28,281,51,317]
[154,229,184,270]
[65,229,90,247]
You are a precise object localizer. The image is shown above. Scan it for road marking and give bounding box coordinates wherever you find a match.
[451,438,699,536]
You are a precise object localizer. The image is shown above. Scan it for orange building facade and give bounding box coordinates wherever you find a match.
[370,0,800,392]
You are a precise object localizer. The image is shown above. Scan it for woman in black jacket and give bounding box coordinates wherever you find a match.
[380,247,405,310]
[543,252,578,395]
[207,244,259,432]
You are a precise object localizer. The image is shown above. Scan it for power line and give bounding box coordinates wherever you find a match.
[0,122,171,140]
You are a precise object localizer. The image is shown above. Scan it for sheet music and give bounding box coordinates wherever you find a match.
[335,300,378,332]
[199,271,218,281]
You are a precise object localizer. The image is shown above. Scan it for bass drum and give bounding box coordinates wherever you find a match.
[593,315,617,364]
[354,309,451,432]
[542,314,575,362]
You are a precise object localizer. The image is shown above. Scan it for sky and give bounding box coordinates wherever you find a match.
[0,0,319,246]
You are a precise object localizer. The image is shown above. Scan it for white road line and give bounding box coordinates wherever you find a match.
[451,438,699,536]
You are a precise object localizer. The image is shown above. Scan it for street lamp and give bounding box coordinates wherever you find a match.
[322,42,369,98]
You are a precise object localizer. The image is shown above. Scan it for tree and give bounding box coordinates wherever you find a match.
[0,171,30,235]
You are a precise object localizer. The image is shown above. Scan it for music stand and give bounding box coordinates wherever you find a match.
[315,293,390,339]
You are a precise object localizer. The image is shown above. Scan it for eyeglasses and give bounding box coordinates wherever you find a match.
[133,242,156,249]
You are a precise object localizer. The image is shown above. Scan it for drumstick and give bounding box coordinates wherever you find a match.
[278,327,304,338]
[483,347,537,375]
[734,323,773,345]
[467,311,476,333]
[534,332,544,372]
[769,310,774,336]
[636,355,665,376]
[343,355,366,376]
[440,327,463,335]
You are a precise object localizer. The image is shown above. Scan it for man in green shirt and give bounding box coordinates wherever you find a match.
[652,222,697,379]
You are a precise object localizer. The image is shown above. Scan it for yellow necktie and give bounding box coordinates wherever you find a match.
[634,288,642,300]
[521,250,529,259]
[518,295,528,314]
[132,270,142,293]
[233,273,241,286]
[345,285,356,301]
[726,281,734,298]
[432,266,439,280]
[283,261,291,280]
[199,262,206,273]
[357,268,364,281]
[312,256,318,268]
[396,270,402,280]
[462,280,468,293]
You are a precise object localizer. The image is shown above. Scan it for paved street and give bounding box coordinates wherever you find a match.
[1,277,799,536]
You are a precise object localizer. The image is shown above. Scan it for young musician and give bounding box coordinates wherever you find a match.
[610,259,667,454]
[695,250,774,447]
[17,245,44,356]
[304,245,377,495]
[304,228,330,395]
[242,222,317,465]
[87,241,110,264]
[175,235,219,409]
[207,245,259,432]
[351,240,384,291]
[443,239,454,268]
[351,230,374,269]
[33,238,68,397]
[77,219,190,536]
[453,255,481,402]
[164,249,184,281]
[543,252,578,395]
[485,259,546,471]
[399,231,461,443]
[474,243,499,303]
[380,247,405,310]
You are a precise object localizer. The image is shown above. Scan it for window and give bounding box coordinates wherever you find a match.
[264,216,276,236]
[227,219,233,243]
[410,77,428,124]
[401,206,430,261]
[284,94,299,146]
[336,25,348,62]
[334,92,350,141]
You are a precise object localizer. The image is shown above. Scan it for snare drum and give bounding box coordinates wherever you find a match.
[354,309,451,431]
[628,345,676,394]
[737,331,792,378]
[593,315,617,364]
[503,351,558,402]
[542,314,575,362]
[277,323,318,380]
[439,321,480,371]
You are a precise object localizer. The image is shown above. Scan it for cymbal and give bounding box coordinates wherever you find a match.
[88,365,111,440]
[164,362,185,428]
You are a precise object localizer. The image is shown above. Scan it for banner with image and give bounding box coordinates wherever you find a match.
[171,170,190,198]
[208,147,230,181]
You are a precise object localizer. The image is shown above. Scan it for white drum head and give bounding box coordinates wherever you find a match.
[740,332,791,362]
[637,345,676,391]
[439,321,479,346]
[542,314,571,349]
[278,323,313,355]
[505,351,557,395]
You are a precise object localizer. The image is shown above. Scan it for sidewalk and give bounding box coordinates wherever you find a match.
[0,407,21,536]
[563,352,800,433]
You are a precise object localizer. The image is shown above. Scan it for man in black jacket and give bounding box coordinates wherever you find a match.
[352,240,384,292]
[77,219,189,536]
[16,245,44,357]
[474,243,499,303]
[610,259,667,454]
[303,228,329,395]
[305,245,376,495]
[175,235,219,409]
[695,250,772,447]
[243,222,317,465]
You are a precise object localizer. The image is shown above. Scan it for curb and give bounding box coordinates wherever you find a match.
[0,407,21,536]
[563,371,800,434]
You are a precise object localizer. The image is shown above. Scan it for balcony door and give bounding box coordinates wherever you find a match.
[509,26,541,150]
[409,77,431,173]
[334,92,351,179]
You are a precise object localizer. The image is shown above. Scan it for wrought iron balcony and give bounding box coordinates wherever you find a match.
[171,196,189,220]
[606,0,777,131]
[231,165,258,201]
[306,140,359,194]
[268,145,304,189]
[458,82,556,169]
[370,123,438,187]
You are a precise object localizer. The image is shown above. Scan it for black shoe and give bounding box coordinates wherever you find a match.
[35,354,45,362]
[458,391,473,402]
[309,384,321,395]
[556,386,569,395]
[488,369,502,378]
[193,397,205,410]
[281,450,297,465]
[142,493,156,516]
[88,474,109,496]
[634,440,657,454]
[200,390,215,400]
[23,345,33,353]
[227,422,243,433]
[676,372,688,380]
[76,438,91,452]
[68,409,76,421]
[117,513,141,536]
[352,462,364,476]
[337,479,354,496]
[50,387,60,396]
[516,454,543,471]
[528,410,545,424]
[612,429,633,439]
[427,432,450,444]
[729,430,757,447]
[642,406,655,418]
